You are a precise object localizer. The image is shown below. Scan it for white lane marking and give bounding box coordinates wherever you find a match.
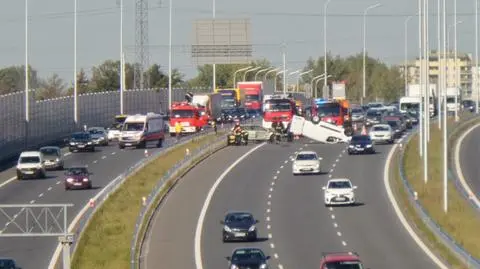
[268,194,272,199]
[13,214,18,218]
[329,207,333,211]
[328,174,332,178]
[271,182,275,186]
[331,214,335,219]
[342,150,346,153]
[454,123,480,206]
[276,170,280,174]
[273,176,277,180]
[268,233,273,239]
[38,193,44,198]
[279,265,284,269]
[269,187,273,192]
[332,163,336,167]
[101,156,107,159]
[280,165,284,169]
[93,160,98,164]
[342,241,347,246]
[4,223,9,227]
[194,143,266,269]
[299,148,303,150]
[333,222,338,228]
[63,152,71,156]
[270,243,275,249]
[274,253,279,259]
[0,176,17,188]
[267,201,271,205]
[337,231,342,236]
[329,169,334,173]
[335,159,339,162]
[56,181,61,185]
[47,187,52,191]
[266,216,270,221]
[284,160,288,164]
[266,208,271,213]
[29,200,35,204]
[384,142,449,269]
[111,152,116,155]
[267,224,271,229]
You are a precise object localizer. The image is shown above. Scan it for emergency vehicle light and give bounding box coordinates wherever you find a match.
[314,98,331,104]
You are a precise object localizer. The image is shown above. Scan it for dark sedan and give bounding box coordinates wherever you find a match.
[364,109,383,127]
[68,132,95,152]
[226,248,270,269]
[348,135,375,155]
[0,258,21,269]
[221,108,247,123]
[221,212,259,242]
[64,166,92,190]
[385,120,404,138]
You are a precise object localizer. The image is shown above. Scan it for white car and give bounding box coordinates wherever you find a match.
[292,151,322,175]
[369,124,394,144]
[322,178,357,206]
[16,151,47,180]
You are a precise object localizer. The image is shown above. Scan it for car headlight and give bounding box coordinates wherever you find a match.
[70,142,75,145]
[55,158,60,162]
[230,265,239,269]
[314,163,320,168]
[224,225,232,232]
[248,225,256,232]
[66,178,74,183]
[293,164,298,169]
[260,264,267,269]
[325,191,334,197]
[87,142,92,145]
[83,178,89,182]
[348,145,354,148]
[366,144,372,148]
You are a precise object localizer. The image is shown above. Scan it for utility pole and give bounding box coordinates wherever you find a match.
[212,0,216,91]
[438,0,442,129]
[282,44,286,93]
[453,0,459,122]
[423,0,429,184]
[418,0,424,158]
[476,0,479,113]
[442,0,448,213]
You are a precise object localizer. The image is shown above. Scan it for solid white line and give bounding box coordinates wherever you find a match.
[0,177,16,189]
[454,123,480,207]
[384,142,449,269]
[194,143,266,269]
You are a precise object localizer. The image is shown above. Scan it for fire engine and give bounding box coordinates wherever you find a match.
[262,95,296,129]
[169,101,204,136]
[311,98,352,129]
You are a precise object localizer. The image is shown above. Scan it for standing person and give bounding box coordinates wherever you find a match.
[175,121,182,142]
[212,120,217,135]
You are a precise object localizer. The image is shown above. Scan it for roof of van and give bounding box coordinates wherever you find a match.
[20,151,42,157]
[125,113,162,122]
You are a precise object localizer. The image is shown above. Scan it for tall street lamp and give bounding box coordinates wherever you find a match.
[232,66,252,88]
[243,66,261,81]
[316,75,333,98]
[296,70,313,92]
[275,70,288,92]
[362,3,382,105]
[263,68,280,81]
[324,0,332,89]
[404,16,413,96]
[254,67,274,81]
[311,74,325,98]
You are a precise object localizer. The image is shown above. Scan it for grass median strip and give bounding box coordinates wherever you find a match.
[401,119,480,267]
[71,134,221,269]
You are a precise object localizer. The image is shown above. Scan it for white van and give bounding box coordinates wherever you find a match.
[16,151,46,179]
[118,113,166,149]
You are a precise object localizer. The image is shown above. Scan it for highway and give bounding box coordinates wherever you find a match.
[141,137,438,269]
[458,124,480,199]
[0,136,187,269]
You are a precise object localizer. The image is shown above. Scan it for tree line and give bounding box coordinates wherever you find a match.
[0,53,404,102]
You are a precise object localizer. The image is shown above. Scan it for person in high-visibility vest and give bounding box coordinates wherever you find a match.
[175,122,182,141]
[211,120,217,134]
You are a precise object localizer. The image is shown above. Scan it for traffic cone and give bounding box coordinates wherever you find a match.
[142,197,147,206]
[144,149,149,158]
[353,123,357,131]
[361,125,367,135]
[185,148,190,156]
[88,198,95,208]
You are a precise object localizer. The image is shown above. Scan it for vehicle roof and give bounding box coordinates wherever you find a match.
[328,178,351,183]
[296,150,317,155]
[372,124,391,128]
[88,126,105,129]
[19,151,42,157]
[225,211,253,216]
[40,146,60,150]
[232,247,265,252]
[72,131,89,135]
[322,252,360,262]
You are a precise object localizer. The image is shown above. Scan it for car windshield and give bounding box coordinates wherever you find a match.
[71,133,90,140]
[245,95,259,101]
[264,101,291,112]
[372,126,390,132]
[369,103,383,108]
[0,259,15,269]
[446,97,456,103]
[40,148,59,156]
[172,109,195,118]
[232,249,265,262]
[123,122,144,131]
[88,129,104,135]
[351,136,371,142]
[19,156,40,163]
[323,261,364,269]
[366,110,381,117]
[221,99,236,108]
[316,103,342,117]
[296,154,317,160]
[328,181,352,189]
[226,213,254,223]
[400,102,420,111]
[351,108,363,114]
[387,121,398,128]
[66,167,88,175]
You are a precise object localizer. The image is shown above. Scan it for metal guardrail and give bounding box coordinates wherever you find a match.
[130,134,228,269]
[397,114,480,268]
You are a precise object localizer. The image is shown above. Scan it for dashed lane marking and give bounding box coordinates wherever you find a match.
[271,182,275,186]
[332,163,336,167]
[111,152,116,155]
[267,225,271,229]
[329,207,333,211]
[268,194,272,199]
[269,187,273,192]
[266,216,270,221]
[335,159,339,162]
[276,170,280,174]
[64,152,71,157]
[101,156,107,159]
[280,166,284,169]
[38,193,44,198]
[268,233,273,239]
[47,187,52,191]
[30,200,35,204]
[274,253,279,259]
[328,174,332,178]
[279,265,284,269]
[56,181,61,185]
[270,243,275,249]
[273,176,278,180]
[93,160,98,164]
[266,208,271,213]
[284,160,288,164]
[267,201,271,205]
[329,169,334,173]
[333,223,338,228]
[331,214,335,219]
[342,241,347,246]
[337,231,342,236]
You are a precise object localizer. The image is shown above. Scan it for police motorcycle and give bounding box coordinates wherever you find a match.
[227,123,249,146]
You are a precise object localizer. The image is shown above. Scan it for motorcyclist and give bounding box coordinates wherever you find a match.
[274,120,285,134]
[232,121,243,134]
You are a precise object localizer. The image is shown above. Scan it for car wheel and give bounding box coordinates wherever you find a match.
[65,186,69,191]
[222,236,228,243]
[157,138,164,148]
[119,144,125,149]
[58,165,64,171]
[17,174,22,180]
[88,183,93,189]
[250,233,258,242]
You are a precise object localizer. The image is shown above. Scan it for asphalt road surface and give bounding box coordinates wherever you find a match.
[141,135,438,269]
[0,135,198,269]
[459,124,480,200]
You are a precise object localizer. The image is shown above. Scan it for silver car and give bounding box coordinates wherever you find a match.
[242,125,274,142]
[292,151,322,175]
[88,127,109,146]
[39,146,64,170]
[369,124,394,144]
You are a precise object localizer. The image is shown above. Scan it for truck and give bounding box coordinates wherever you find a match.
[405,84,437,116]
[191,93,222,125]
[311,98,351,128]
[262,95,296,129]
[446,87,460,113]
[237,81,263,112]
[214,89,240,109]
[168,101,204,136]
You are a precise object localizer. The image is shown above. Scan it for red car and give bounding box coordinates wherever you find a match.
[319,252,366,269]
[64,166,92,190]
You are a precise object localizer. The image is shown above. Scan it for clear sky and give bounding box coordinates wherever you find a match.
[0,0,476,84]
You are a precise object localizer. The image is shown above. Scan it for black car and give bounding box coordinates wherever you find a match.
[364,109,383,127]
[221,212,259,242]
[383,111,412,129]
[68,132,95,152]
[0,258,21,269]
[222,108,246,123]
[462,100,476,113]
[348,135,375,155]
[385,120,403,138]
[226,248,270,269]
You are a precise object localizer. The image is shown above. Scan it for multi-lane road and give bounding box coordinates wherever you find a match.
[0,136,191,269]
[458,124,480,200]
[141,137,438,269]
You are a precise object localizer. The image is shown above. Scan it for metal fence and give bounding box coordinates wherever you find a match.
[397,115,480,268]
[0,88,209,163]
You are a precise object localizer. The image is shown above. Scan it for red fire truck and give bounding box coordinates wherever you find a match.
[262,95,296,129]
[310,98,353,135]
[168,101,204,136]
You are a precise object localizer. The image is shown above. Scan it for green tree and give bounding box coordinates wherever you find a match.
[89,60,135,91]
[0,65,40,95]
[145,64,184,88]
[37,73,66,100]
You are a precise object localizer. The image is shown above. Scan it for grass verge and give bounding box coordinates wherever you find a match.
[397,117,480,268]
[71,133,222,269]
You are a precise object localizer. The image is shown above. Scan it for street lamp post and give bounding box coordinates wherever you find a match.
[212,0,216,92]
[74,0,79,122]
[243,66,261,81]
[168,0,173,109]
[476,0,479,113]
[275,70,288,92]
[287,70,301,92]
[404,16,413,96]
[453,0,459,122]
[254,67,274,81]
[118,0,124,114]
[311,74,325,98]
[296,70,313,92]
[324,0,332,89]
[263,68,280,81]
[316,75,332,98]
[438,0,442,129]
[232,66,252,88]
[442,0,448,213]
[362,3,381,105]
